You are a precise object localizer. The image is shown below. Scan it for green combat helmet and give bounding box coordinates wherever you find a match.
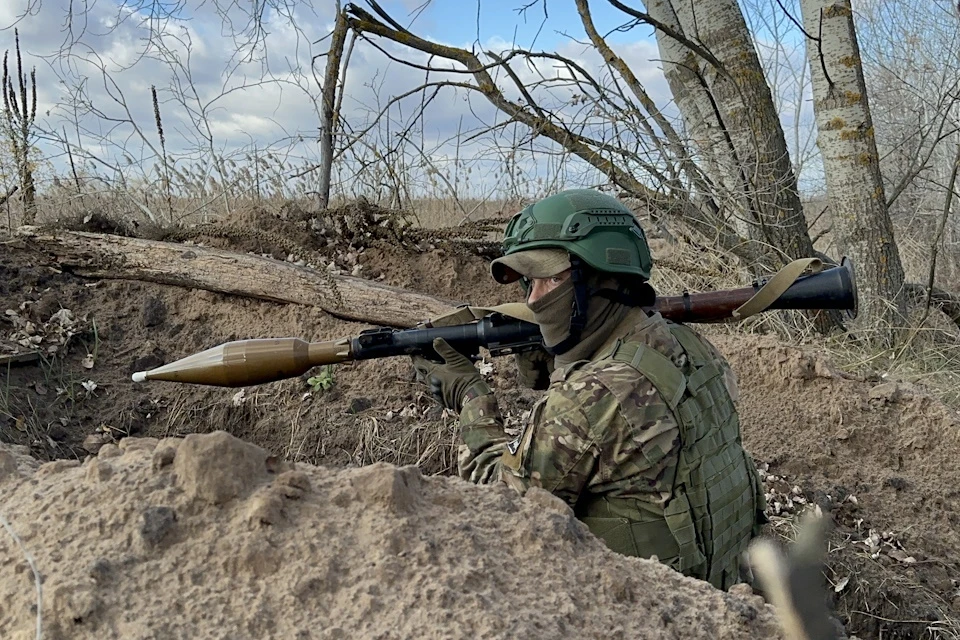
[491,189,652,284]
[491,189,654,356]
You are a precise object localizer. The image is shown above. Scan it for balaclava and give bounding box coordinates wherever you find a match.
[527,270,632,368]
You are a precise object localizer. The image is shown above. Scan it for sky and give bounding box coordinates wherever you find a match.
[384,0,654,49]
[0,0,823,201]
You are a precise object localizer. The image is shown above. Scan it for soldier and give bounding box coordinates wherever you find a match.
[412,188,767,590]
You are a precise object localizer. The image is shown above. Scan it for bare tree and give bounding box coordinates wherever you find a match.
[740,0,820,179]
[637,0,818,263]
[856,0,960,286]
[319,7,349,209]
[799,0,907,343]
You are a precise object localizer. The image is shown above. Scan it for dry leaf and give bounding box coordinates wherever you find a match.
[232,389,247,406]
[834,576,850,593]
[888,549,917,564]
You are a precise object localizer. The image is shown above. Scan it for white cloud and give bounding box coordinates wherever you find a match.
[0,0,35,33]
[0,0,684,198]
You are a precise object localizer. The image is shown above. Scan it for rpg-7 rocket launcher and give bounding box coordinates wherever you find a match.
[132,257,857,388]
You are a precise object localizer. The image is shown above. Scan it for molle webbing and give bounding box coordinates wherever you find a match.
[607,324,758,589]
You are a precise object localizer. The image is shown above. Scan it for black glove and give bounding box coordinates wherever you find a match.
[411,338,492,412]
[514,348,554,390]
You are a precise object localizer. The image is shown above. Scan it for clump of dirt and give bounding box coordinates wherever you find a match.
[0,431,785,640]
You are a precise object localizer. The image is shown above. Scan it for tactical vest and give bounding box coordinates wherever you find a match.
[575,321,766,590]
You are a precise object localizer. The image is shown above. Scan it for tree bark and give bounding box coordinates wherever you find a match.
[800,0,906,344]
[643,0,841,332]
[319,8,348,209]
[644,0,732,204]
[647,0,818,265]
[15,229,459,328]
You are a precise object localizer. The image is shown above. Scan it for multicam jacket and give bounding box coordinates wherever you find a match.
[458,308,766,589]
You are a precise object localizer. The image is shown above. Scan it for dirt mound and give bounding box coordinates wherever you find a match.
[711,333,960,637]
[0,431,784,640]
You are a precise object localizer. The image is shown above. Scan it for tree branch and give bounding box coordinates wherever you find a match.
[918,140,960,326]
[605,0,729,78]
[0,184,19,207]
[343,4,766,265]
[576,0,714,205]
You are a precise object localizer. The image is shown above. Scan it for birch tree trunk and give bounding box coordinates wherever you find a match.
[644,0,730,193]
[647,0,817,266]
[800,0,906,343]
[644,0,841,332]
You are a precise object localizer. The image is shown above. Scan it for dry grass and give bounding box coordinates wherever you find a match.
[353,401,461,476]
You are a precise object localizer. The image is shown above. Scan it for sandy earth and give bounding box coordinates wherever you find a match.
[0,432,785,640]
[2,207,960,638]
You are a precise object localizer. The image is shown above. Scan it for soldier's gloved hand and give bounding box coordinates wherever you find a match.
[411,338,492,412]
[514,347,554,390]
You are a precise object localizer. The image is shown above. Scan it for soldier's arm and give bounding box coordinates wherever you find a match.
[456,382,603,504]
[459,370,624,507]
[512,383,605,507]
[458,367,680,509]
[457,393,512,485]
[498,367,681,510]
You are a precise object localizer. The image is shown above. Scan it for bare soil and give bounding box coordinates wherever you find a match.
[0,432,785,640]
[2,207,960,639]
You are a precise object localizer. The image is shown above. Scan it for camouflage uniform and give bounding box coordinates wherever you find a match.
[414,189,766,590]
[458,307,766,590]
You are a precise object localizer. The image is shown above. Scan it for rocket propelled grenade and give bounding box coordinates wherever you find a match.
[131,337,353,386]
[131,313,545,387]
[132,257,858,389]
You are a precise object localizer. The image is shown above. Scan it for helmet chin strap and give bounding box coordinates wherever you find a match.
[593,282,656,308]
[545,255,589,356]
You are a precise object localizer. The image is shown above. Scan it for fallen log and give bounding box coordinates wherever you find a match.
[904,282,960,328]
[18,227,960,334]
[15,227,459,328]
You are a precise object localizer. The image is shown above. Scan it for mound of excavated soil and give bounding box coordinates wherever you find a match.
[0,432,784,640]
[711,333,960,637]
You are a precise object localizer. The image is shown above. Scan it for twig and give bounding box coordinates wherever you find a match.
[816,8,833,88]
[0,183,19,207]
[0,511,42,639]
[605,0,731,79]
[921,141,960,325]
